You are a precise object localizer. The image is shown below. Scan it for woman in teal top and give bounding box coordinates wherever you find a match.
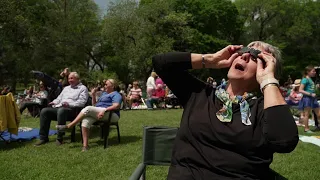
[298,66,320,133]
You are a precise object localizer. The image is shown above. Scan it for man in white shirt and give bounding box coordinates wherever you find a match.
[34,72,88,146]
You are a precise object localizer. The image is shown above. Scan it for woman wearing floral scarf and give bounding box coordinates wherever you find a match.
[152,41,298,180]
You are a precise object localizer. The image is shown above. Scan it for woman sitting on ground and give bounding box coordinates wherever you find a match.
[56,79,122,151]
[152,41,298,179]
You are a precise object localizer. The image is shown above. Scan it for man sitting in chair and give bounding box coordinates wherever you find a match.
[34,72,89,146]
[56,79,122,151]
[126,81,142,109]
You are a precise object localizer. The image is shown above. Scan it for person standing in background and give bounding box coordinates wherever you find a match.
[298,66,320,133]
[146,72,157,98]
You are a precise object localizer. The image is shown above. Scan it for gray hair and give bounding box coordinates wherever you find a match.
[247,41,282,80]
[68,72,80,79]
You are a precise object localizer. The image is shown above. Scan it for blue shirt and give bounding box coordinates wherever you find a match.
[96,91,122,117]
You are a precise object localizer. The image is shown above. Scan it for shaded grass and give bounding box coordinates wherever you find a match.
[0,109,319,180]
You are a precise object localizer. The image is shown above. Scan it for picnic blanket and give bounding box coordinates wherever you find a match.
[0,127,57,142]
[299,135,320,147]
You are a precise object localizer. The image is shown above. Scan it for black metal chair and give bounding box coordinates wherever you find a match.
[28,98,48,118]
[90,112,121,149]
[76,110,121,149]
[69,107,82,142]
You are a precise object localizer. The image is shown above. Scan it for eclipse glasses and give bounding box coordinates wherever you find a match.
[236,47,261,61]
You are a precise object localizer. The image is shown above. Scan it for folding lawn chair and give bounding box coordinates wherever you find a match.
[129,126,287,180]
[129,126,179,180]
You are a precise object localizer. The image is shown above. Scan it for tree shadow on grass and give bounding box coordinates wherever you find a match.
[0,138,37,151]
[95,135,141,147]
[68,134,141,150]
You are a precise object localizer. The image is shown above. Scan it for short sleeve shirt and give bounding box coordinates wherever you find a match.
[95,91,122,116]
[301,78,315,93]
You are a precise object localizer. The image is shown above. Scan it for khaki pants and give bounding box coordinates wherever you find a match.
[80,106,119,128]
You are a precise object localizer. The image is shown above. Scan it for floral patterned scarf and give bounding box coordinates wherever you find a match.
[215,85,254,126]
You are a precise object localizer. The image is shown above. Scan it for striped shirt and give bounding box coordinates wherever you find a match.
[129,88,142,98]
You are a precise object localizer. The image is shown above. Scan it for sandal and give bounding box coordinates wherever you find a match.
[56,125,67,131]
[82,146,89,152]
[304,130,314,133]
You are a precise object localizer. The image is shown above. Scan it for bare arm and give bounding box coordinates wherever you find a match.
[60,71,64,77]
[92,94,97,105]
[299,84,311,96]
[91,88,98,105]
[191,45,242,70]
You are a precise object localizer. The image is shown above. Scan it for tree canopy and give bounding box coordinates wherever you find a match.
[1,0,319,91]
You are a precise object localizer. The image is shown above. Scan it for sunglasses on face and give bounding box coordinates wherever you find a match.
[236,47,264,63]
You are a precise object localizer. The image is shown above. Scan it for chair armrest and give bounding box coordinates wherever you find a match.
[39,98,48,106]
[69,107,85,118]
[128,163,146,180]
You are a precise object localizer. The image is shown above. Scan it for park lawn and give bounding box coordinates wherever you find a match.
[0,109,319,180]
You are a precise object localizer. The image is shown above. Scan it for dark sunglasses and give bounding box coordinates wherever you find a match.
[236,47,264,62]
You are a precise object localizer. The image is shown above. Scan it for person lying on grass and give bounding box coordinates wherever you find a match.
[56,79,122,151]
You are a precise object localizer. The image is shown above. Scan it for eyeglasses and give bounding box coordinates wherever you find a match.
[237,47,263,63]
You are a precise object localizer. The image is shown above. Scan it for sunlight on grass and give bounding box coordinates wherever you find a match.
[1,109,320,179]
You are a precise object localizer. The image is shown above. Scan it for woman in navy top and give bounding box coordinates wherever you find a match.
[57,79,122,151]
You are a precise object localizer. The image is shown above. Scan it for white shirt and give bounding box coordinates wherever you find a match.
[146,76,156,89]
[52,83,88,108]
[32,90,48,104]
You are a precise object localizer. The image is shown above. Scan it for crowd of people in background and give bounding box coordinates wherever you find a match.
[121,72,178,110]
[2,64,319,150]
[280,66,320,133]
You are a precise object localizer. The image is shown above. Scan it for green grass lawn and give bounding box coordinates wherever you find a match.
[0,109,320,180]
